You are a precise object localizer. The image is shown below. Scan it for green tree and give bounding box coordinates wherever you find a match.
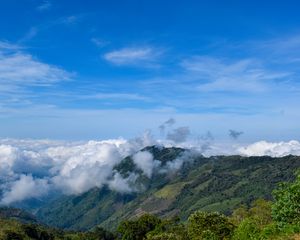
[117,214,161,240]
[249,199,272,227]
[146,216,189,240]
[230,205,249,226]
[187,211,234,240]
[272,171,300,226]
[232,218,261,240]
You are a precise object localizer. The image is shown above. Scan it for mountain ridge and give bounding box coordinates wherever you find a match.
[35,146,300,231]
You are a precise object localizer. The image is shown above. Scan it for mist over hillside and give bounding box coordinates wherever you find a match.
[36,148,300,230]
[1,134,300,207]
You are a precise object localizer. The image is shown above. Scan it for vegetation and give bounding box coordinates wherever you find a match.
[2,169,300,239]
[36,146,300,230]
[272,170,300,227]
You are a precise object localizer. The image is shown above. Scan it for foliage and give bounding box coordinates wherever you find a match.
[117,214,161,240]
[37,152,300,230]
[230,205,249,225]
[146,216,189,240]
[4,149,300,239]
[232,218,261,240]
[230,199,272,227]
[272,171,300,227]
[249,199,272,227]
[187,211,234,239]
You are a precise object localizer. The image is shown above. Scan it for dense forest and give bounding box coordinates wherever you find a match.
[1,170,300,239]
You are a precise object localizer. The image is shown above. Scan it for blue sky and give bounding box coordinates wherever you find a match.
[0,0,300,141]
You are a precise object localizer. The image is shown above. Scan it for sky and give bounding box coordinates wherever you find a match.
[0,0,300,141]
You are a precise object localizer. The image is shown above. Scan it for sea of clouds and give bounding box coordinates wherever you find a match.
[0,134,300,206]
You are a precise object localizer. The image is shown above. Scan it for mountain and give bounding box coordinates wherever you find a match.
[0,207,38,223]
[36,146,300,231]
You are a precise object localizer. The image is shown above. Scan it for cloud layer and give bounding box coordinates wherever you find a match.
[237,140,300,157]
[0,137,300,205]
[0,135,156,205]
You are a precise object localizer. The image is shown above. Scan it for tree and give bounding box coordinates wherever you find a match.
[230,205,249,226]
[146,216,189,240]
[249,199,272,227]
[187,211,234,240]
[92,226,115,240]
[117,214,161,240]
[272,171,300,226]
[232,218,261,240]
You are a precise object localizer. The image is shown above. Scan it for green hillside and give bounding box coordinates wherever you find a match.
[36,146,300,231]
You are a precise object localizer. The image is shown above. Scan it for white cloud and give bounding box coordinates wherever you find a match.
[0,52,70,86]
[0,145,18,169]
[0,41,21,51]
[1,174,49,205]
[0,135,154,205]
[238,140,300,157]
[133,151,160,177]
[108,172,138,193]
[181,56,289,93]
[103,47,161,66]
[0,137,300,205]
[0,40,72,105]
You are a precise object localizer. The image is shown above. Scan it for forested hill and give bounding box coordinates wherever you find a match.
[0,207,37,223]
[36,146,300,231]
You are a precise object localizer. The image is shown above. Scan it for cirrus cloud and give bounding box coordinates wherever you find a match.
[103,47,162,67]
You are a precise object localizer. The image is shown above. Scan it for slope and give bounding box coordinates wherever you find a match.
[36,146,300,231]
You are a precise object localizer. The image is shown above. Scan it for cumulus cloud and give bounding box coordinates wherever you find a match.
[1,136,300,205]
[238,140,300,157]
[1,175,49,205]
[0,135,154,205]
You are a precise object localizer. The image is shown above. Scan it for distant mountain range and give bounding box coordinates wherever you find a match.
[32,146,300,231]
